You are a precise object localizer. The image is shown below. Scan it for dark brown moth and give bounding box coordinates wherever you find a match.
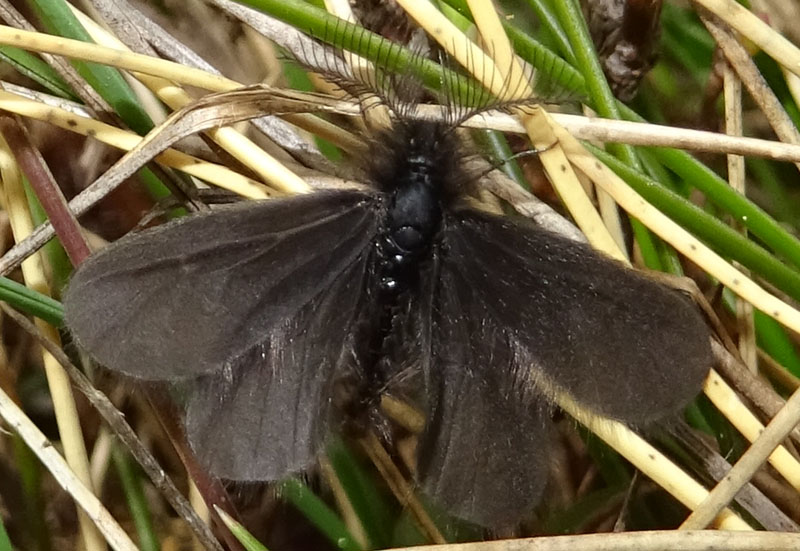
[63,35,711,526]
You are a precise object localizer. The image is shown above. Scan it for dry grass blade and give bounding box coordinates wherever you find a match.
[0,86,271,194]
[699,10,800,170]
[692,0,800,78]
[682,383,800,528]
[359,432,446,544]
[376,530,800,551]
[670,423,798,531]
[543,114,800,162]
[389,105,800,162]
[712,340,800,447]
[701,369,800,492]
[0,85,344,278]
[0,24,236,91]
[0,387,138,550]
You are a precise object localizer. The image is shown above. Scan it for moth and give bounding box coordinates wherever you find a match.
[63,45,712,527]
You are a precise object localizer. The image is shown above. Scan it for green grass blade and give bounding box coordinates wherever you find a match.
[0,277,62,326]
[278,478,362,551]
[0,46,77,100]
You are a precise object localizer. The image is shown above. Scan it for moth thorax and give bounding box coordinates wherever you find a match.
[378,155,442,294]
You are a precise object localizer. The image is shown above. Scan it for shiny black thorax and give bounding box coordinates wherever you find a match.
[366,119,461,299]
[378,134,445,293]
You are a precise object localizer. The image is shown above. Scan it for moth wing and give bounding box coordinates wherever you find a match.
[442,208,712,423]
[64,190,380,380]
[183,252,372,479]
[416,253,551,527]
[64,190,381,480]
